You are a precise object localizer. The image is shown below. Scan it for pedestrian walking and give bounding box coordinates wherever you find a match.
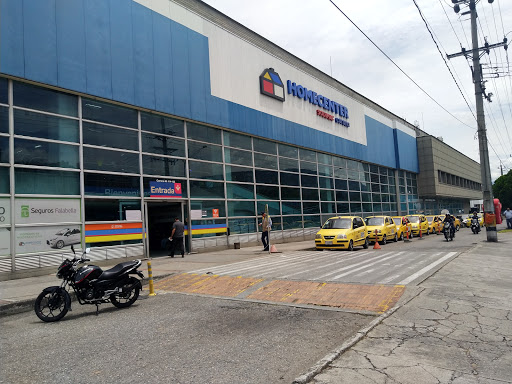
[504,208,512,229]
[258,212,272,251]
[169,217,185,258]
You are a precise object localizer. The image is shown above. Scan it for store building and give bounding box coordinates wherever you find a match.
[0,0,479,277]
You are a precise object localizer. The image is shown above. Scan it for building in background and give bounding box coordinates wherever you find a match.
[0,0,480,277]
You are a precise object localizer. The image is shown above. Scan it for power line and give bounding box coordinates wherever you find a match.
[328,0,476,130]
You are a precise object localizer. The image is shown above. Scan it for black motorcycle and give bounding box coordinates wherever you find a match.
[443,222,454,241]
[34,246,144,322]
[471,217,481,234]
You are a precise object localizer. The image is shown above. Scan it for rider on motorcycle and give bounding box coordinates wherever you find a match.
[443,213,455,238]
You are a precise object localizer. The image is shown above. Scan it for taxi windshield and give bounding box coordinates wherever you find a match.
[426,216,434,223]
[408,216,420,223]
[365,217,384,226]
[392,218,401,225]
[322,218,352,229]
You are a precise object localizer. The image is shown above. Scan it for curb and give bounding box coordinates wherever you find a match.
[0,274,174,319]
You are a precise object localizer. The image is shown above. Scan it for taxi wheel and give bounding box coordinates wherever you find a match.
[393,233,398,242]
[399,232,404,241]
[348,240,354,251]
[382,235,387,245]
[363,238,369,249]
[426,228,430,235]
[456,225,460,231]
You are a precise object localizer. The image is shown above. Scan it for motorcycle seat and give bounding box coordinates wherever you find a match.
[99,260,140,280]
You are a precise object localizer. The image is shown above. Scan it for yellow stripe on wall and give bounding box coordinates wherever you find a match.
[85,233,144,243]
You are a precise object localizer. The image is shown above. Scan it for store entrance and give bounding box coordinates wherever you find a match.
[146,201,183,257]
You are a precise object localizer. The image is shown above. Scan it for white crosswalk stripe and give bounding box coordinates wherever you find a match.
[189,250,459,286]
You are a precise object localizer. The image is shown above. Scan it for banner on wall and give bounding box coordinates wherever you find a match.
[15,198,81,224]
[15,225,81,253]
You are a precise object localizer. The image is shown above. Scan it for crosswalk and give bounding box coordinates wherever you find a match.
[190,250,458,286]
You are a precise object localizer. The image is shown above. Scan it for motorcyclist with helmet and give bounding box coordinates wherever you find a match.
[443,212,456,239]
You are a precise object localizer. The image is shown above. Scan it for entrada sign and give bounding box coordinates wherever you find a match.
[259,68,350,127]
[149,181,182,198]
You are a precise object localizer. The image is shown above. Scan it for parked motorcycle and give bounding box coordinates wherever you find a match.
[471,217,481,234]
[34,246,144,322]
[443,222,454,241]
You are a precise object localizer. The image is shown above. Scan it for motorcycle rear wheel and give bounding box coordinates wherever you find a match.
[111,278,140,308]
[34,290,69,322]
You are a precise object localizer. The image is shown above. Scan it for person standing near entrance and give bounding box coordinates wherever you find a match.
[169,217,185,258]
[258,212,272,251]
[504,208,512,229]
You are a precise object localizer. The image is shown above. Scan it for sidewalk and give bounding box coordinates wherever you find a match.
[0,240,313,316]
[306,228,512,384]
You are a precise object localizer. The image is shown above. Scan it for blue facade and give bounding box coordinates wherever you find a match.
[0,0,419,173]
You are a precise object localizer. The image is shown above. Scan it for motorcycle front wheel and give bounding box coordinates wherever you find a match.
[34,289,69,322]
[111,278,140,308]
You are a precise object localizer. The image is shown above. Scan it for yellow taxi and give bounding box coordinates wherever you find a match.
[425,215,443,234]
[406,214,429,236]
[315,216,369,251]
[464,213,484,228]
[438,214,461,231]
[365,216,398,244]
[391,216,410,240]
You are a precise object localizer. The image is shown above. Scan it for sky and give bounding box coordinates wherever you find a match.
[200,0,512,181]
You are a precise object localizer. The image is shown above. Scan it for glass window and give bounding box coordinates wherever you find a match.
[82,98,137,128]
[360,181,369,192]
[15,168,79,194]
[0,106,8,134]
[254,153,277,170]
[228,200,255,217]
[187,122,221,144]
[282,215,302,230]
[223,131,251,150]
[253,138,276,155]
[300,161,317,175]
[188,141,222,162]
[350,202,362,213]
[372,183,381,193]
[225,165,253,183]
[142,155,186,177]
[361,193,371,203]
[347,169,359,180]
[256,185,279,200]
[281,187,300,200]
[319,177,333,189]
[336,190,348,201]
[14,138,78,168]
[349,180,360,191]
[14,81,77,117]
[141,132,185,157]
[362,203,372,212]
[302,188,319,201]
[280,172,299,186]
[226,183,254,199]
[334,167,346,179]
[349,191,361,202]
[335,179,348,190]
[83,147,139,174]
[317,153,332,165]
[318,164,332,177]
[370,164,379,173]
[347,159,359,170]
[304,215,321,228]
[190,201,226,218]
[301,175,317,188]
[14,109,78,142]
[299,148,316,162]
[188,160,223,180]
[321,202,336,214]
[257,201,280,216]
[320,190,335,201]
[279,157,299,173]
[84,173,140,196]
[373,194,381,202]
[333,157,347,167]
[278,143,297,158]
[380,175,389,184]
[83,122,138,151]
[374,203,383,212]
[255,170,278,185]
[228,218,256,234]
[0,136,8,163]
[85,199,141,221]
[141,112,184,137]
[224,148,252,166]
[282,201,301,215]
[337,203,349,214]
[381,184,389,194]
[0,167,9,193]
[303,202,319,214]
[189,180,224,199]
[0,78,7,104]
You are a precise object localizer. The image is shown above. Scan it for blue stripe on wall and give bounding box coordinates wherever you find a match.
[0,0,419,173]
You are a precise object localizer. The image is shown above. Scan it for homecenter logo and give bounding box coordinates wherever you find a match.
[259,68,285,102]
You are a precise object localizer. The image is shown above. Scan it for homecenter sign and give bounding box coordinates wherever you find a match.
[286,80,350,127]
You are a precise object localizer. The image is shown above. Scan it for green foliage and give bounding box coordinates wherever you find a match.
[493,170,512,210]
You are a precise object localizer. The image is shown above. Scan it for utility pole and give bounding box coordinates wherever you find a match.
[447,0,507,242]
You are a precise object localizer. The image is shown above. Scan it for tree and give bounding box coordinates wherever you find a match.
[492,170,512,210]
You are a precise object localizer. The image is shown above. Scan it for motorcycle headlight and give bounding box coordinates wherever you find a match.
[337,234,347,239]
